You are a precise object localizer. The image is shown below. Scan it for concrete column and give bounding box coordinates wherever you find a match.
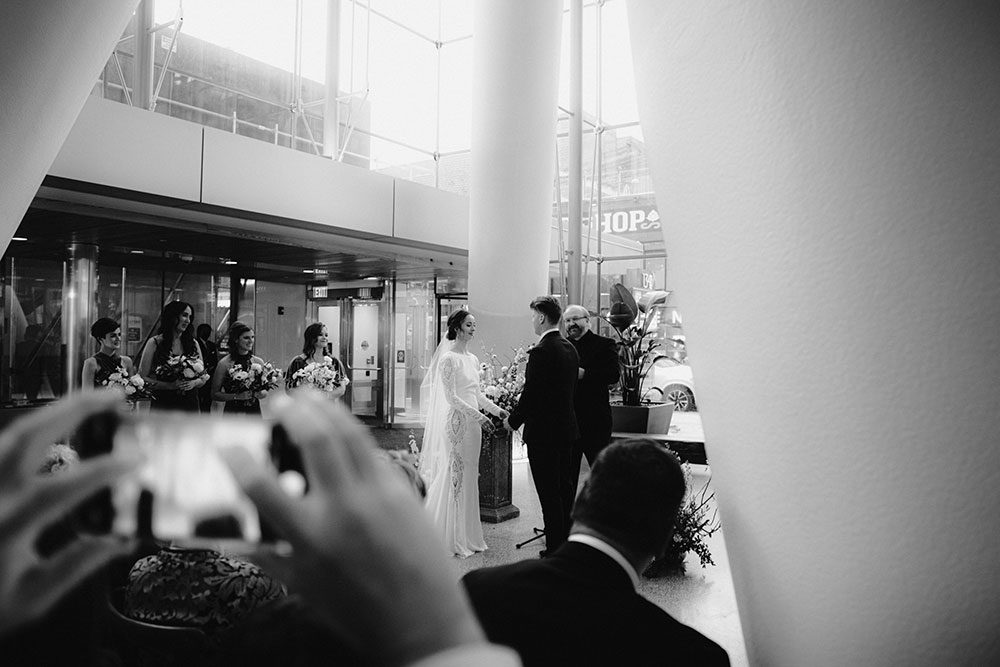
[135,0,155,110]
[64,244,100,393]
[627,1,1000,664]
[322,0,341,158]
[1,0,141,256]
[468,0,562,356]
[566,0,583,305]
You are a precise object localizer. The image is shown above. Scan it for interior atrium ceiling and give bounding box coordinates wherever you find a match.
[19,177,468,285]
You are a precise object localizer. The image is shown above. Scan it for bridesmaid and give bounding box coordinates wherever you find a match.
[81,317,134,388]
[285,322,347,398]
[138,301,207,412]
[211,322,268,415]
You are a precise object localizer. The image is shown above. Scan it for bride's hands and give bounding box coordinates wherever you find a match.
[478,414,495,434]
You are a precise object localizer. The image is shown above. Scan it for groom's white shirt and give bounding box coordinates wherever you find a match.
[537,326,560,342]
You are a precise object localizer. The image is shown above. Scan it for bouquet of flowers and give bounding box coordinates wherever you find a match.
[154,354,206,393]
[479,346,528,427]
[228,361,283,393]
[100,365,154,404]
[227,361,283,404]
[291,357,349,394]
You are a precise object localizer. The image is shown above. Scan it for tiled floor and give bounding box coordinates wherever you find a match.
[444,454,749,666]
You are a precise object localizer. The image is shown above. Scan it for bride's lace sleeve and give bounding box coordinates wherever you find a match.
[440,355,482,417]
[470,355,503,416]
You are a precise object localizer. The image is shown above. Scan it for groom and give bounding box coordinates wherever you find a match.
[505,296,580,555]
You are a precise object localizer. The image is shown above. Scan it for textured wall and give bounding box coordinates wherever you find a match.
[626,1,1000,664]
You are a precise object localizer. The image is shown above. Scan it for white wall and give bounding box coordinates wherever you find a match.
[627,1,1000,665]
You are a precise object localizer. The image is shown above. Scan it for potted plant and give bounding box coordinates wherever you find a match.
[603,283,674,433]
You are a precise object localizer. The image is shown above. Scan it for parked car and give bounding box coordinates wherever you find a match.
[643,358,697,412]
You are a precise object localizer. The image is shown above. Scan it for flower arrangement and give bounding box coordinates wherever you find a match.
[602,283,671,406]
[291,357,349,394]
[644,450,721,577]
[228,361,283,394]
[101,365,154,403]
[154,354,207,392]
[227,361,283,405]
[478,347,528,427]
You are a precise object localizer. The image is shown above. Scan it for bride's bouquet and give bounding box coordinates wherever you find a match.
[227,361,283,404]
[154,354,206,393]
[291,357,349,395]
[100,365,154,404]
[479,346,528,427]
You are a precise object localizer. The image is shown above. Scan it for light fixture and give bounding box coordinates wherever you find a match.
[303,269,315,274]
[130,250,144,254]
[11,236,27,242]
[224,259,238,265]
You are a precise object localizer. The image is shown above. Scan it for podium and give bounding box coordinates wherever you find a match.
[478,428,520,523]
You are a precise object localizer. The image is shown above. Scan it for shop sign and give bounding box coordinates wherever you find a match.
[600,208,661,235]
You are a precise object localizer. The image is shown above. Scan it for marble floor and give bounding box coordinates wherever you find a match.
[444,454,749,666]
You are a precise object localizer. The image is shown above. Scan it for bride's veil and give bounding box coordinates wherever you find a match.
[418,337,454,487]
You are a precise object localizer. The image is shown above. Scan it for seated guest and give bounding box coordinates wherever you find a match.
[462,438,730,666]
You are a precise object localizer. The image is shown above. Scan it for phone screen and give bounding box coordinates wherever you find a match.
[110,414,271,546]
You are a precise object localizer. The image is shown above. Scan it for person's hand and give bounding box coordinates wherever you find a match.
[497,408,510,421]
[223,391,487,666]
[0,393,138,636]
[235,391,253,401]
[502,417,514,432]
[255,389,269,400]
[177,379,198,392]
[479,415,495,435]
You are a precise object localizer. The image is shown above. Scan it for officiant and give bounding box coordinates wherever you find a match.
[564,305,619,496]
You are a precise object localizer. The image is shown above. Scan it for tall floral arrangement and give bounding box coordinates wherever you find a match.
[602,283,671,406]
[478,347,528,427]
[644,450,721,577]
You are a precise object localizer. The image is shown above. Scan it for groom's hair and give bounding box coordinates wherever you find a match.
[572,438,686,557]
[529,295,562,324]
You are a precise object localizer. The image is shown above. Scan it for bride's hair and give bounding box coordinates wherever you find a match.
[445,309,470,341]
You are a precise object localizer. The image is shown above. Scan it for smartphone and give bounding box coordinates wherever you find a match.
[78,411,277,549]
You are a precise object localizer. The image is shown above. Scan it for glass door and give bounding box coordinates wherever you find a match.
[349,300,382,419]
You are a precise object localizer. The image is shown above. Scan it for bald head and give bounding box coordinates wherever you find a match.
[564,305,591,341]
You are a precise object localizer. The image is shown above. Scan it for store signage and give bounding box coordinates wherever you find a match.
[600,208,661,235]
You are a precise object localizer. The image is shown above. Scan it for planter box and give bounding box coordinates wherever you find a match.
[610,402,674,434]
[479,428,520,523]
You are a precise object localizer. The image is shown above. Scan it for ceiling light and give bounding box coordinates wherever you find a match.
[224,259,238,265]
[11,236,27,242]
[130,250,144,254]
[302,269,315,274]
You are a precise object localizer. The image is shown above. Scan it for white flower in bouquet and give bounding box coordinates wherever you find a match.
[102,365,152,402]
[292,358,348,393]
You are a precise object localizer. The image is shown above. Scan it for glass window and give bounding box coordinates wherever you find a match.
[3,258,65,404]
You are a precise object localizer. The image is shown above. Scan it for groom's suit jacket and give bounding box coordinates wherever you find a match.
[507,330,579,445]
[462,541,730,666]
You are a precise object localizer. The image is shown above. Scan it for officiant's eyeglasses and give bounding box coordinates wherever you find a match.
[565,316,589,323]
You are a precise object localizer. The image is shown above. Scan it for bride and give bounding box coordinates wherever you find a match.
[421,309,508,558]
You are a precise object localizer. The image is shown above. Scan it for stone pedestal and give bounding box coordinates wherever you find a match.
[479,428,520,523]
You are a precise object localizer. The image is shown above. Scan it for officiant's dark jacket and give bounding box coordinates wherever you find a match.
[507,330,580,445]
[570,330,619,444]
[463,541,730,666]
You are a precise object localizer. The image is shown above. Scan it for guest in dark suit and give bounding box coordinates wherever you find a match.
[505,296,580,555]
[564,304,619,494]
[195,323,218,413]
[463,438,730,666]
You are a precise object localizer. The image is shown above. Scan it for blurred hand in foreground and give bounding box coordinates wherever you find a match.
[224,391,487,667]
[0,393,137,636]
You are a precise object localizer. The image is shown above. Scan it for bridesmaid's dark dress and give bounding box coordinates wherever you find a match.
[150,337,201,413]
[91,351,123,387]
[222,353,262,416]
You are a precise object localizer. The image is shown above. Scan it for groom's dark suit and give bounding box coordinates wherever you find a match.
[463,541,730,666]
[507,329,579,551]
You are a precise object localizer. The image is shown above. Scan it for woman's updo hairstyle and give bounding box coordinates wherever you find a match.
[91,317,120,342]
[227,322,253,353]
[445,309,470,341]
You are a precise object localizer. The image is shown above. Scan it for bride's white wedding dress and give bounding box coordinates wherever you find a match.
[421,346,502,558]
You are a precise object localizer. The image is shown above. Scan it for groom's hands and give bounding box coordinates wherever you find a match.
[502,417,514,432]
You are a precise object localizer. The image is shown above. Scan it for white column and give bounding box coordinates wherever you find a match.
[627,1,1000,665]
[468,0,562,357]
[322,0,341,158]
[1,0,141,256]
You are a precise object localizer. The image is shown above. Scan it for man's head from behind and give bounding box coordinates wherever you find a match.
[529,296,562,336]
[571,438,686,559]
